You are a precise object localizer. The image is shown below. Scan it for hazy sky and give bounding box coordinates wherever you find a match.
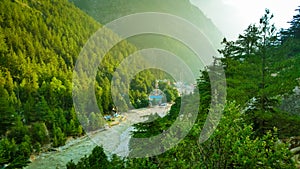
[191,0,299,40]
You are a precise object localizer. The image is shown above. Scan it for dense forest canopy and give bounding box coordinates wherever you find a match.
[69,0,224,76]
[0,0,177,168]
[0,0,300,168]
[68,6,300,169]
[69,0,223,48]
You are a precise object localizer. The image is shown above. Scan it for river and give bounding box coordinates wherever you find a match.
[26,105,170,169]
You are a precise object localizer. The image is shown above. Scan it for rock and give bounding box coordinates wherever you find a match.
[30,155,36,162]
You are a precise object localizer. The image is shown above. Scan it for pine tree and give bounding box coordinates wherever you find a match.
[287,6,300,39]
[0,86,15,135]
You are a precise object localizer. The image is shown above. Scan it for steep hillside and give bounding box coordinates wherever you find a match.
[70,0,223,47]
[0,0,100,167]
[0,0,161,167]
[70,0,224,75]
[67,7,300,169]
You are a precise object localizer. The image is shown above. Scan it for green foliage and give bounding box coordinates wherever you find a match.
[214,9,300,137]
[158,81,179,103]
[197,102,294,168]
[31,122,50,145]
[281,6,300,44]
[70,0,223,47]
[0,138,17,167]
[1,0,300,168]
[88,112,105,131]
[70,0,224,76]
[67,102,295,168]
[7,116,29,144]
[0,85,15,136]
[66,146,115,169]
[0,137,31,169]
[52,125,66,148]
[0,0,166,167]
[132,97,181,138]
[0,1,100,161]
[68,8,300,168]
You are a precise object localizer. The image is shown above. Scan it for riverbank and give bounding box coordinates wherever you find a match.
[26,105,170,169]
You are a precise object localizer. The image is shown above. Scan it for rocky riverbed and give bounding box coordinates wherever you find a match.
[26,105,170,169]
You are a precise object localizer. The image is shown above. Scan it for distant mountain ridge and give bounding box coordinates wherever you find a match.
[70,0,224,76]
[70,0,223,49]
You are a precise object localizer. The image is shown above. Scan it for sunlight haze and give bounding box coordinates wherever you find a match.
[191,0,299,40]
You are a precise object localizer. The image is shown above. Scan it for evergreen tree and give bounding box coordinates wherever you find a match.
[31,122,50,145]
[283,6,300,39]
[52,125,66,148]
[0,86,15,136]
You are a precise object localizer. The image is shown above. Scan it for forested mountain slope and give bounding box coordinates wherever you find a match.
[70,0,223,45]
[70,0,224,76]
[67,7,300,169]
[0,0,161,168]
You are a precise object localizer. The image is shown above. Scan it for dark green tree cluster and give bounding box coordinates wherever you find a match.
[0,0,96,167]
[67,101,295,168]
[66,145,160,169]
[70,0,224,77]
[0,0,163,168]
[281,6,300,53]
[215,9,300,137]
[158,81,179,103]
[67,7,300,169]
